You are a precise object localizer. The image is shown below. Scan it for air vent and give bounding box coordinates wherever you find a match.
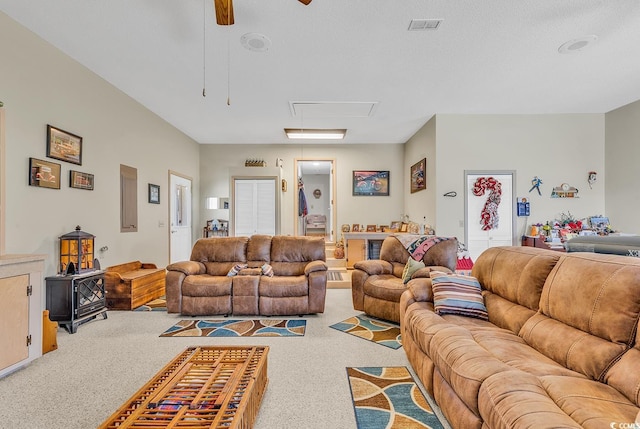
[408,19,442,31]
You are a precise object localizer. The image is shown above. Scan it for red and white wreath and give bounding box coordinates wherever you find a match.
[472,177,502,231]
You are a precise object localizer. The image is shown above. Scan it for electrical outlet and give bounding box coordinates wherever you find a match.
[159,221,165,227]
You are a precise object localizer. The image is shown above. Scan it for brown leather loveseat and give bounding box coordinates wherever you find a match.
[400,246,640,428]
[165,235,327,316]
[351,235,458,323]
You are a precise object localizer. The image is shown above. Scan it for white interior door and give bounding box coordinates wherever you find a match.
[233,178,276,236]
[169,173,192,263]
[465,171,516,261]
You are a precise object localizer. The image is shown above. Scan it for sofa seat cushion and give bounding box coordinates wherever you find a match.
[182,275,232,297]
[259,275,308,297]
[479,371,639,429]
[364,275,406,303]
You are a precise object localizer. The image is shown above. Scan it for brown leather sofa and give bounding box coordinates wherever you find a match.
[400,246,640,429]
[351,235,458,323]
[165,235,327,316]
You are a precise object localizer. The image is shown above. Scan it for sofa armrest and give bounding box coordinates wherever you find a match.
[305,260,327,275]
[353,260,393,275]
[166,261,205,276]
[406,277,435,302]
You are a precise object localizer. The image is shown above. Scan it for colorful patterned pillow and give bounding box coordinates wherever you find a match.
[261,263,274,277]
[430,271,488,320]
[402,258,425,284]
[227,263,248,277]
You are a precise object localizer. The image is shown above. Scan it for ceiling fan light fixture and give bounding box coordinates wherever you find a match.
[284,128,346,140]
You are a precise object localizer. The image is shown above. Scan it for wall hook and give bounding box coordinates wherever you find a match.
[443,191,457,197]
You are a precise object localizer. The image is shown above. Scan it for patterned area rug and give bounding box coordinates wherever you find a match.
[347,367,445,429]
[330,314,402,349]
[160,319,306,337]
[133,296,167,311]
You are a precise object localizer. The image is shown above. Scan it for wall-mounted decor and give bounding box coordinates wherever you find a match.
[551,183,579,198]
[352,170,389,196]
[29,157,61,189]
[148,183,160,204]
[69,170,94,190]
[313,189,322,199]
[47,125,82,165]
[588,171,597,189]
[472,176,502,231]
[528,176,543,195]
[410,158,426,193]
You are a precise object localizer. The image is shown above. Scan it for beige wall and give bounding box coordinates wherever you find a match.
[433,114,606,241]
[0,12,200,275]
[605,99,640,234]
[199,144,405,239]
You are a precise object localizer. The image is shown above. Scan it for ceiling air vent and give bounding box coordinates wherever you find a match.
[408,19,442,31]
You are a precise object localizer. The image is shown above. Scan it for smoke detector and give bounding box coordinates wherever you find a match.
[558,35,598,54]
[241,33,271,52]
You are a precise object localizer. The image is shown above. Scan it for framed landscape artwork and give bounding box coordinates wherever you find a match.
[410,158,426,193]
[352,170,389,196]
[29,157,61,189]
[47,124,83,165]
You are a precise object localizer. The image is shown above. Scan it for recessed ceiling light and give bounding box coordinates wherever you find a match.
[558,35,598,54]
[284,129,346,140]
[241,33,271,52]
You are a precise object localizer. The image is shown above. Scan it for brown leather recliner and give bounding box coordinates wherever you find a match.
[165,235,327,316]
[351,235,458,323]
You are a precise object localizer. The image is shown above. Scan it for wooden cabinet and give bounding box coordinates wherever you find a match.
[0,254,45,378]
[344,232,390,268]
[521,235,566,252]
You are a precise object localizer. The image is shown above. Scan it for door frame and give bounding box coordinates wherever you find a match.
[293,158,337,244]
[168,170,193,264]
[464,170,517,253]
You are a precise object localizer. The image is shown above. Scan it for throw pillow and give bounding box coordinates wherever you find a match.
[227,263,248,277]
[261,263,274,277]
[402,258,425,284]
[430,271,488,320]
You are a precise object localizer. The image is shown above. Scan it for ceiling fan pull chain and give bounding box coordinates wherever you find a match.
[202,0,206,97]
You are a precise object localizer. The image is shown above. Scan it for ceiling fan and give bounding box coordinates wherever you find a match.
[214,0,311,25]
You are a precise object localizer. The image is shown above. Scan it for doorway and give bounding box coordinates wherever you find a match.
[464,171,516,261]
[169,172,193,264]
[294,159,336,243]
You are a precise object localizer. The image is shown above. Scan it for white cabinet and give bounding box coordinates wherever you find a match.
[0,254,45,378]
[233,178,276,236]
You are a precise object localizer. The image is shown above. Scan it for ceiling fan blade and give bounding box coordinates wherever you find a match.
[214,0,234,25]
[298,0,312,5]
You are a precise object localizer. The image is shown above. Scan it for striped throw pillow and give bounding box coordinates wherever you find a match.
[227,263,248,277]
[261,263,274,277]
[430,271,488,320]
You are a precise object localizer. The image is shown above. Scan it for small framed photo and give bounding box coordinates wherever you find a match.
[148,183,160,204]
[400,223,409,233]
[389,221,401,232]
[410,158,426,193]
[366,224,377,232]
[47,125,82,165]
[69,170,94,190]
[352,224,360,232]
[379,225,388,232]
[29,157,61,189]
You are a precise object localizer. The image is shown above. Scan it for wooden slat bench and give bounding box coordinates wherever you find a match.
[98,346,269,429]
[105,261,166,310]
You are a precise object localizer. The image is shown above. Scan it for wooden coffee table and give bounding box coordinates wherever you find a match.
[99,346,269,429]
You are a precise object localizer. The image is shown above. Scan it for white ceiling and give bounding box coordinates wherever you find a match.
[2,1,640,145]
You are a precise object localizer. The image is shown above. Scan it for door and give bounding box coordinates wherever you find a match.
[465,171,516,261]
[169,172,192,263]
[294,159,336,243]
[0,275,29,370]
[233,178,277,236]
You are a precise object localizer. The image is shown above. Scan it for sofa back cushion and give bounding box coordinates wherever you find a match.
[190,237,249,276]
[246,235,272,267]
[270,236,325,276]
[520,252,640,381]
[472,247,561,334]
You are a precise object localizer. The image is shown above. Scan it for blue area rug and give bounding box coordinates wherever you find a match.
[347,367,445,429]
[330,314,402,349]
[160,319,306,337]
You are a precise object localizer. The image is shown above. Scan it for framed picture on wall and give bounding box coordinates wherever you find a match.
[352,170,389,196]
[46,125,83,165]
[148,183,160,204]
[29,157,61,189]
[410,158,426,193]
[69,170,94,190]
